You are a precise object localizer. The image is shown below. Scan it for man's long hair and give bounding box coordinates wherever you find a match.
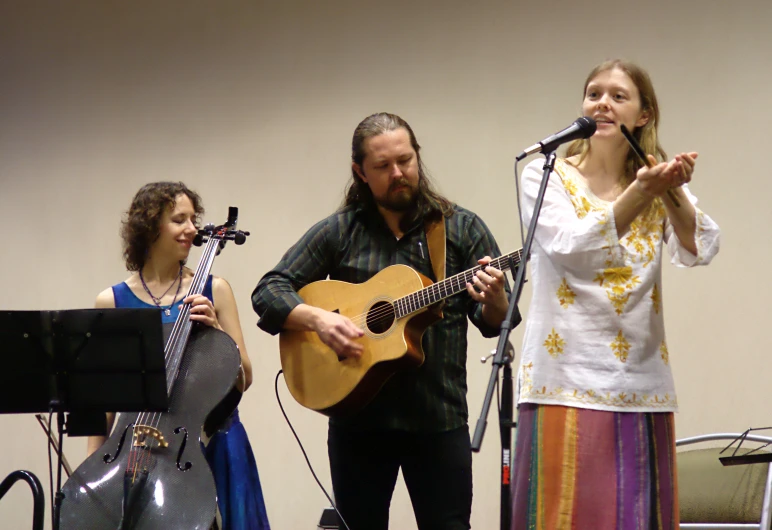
[341,112,453,222]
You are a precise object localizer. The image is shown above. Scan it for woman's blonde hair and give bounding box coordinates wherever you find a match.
[566,59,667,184]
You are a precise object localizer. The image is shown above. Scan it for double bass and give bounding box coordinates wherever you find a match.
[60,208,249,529]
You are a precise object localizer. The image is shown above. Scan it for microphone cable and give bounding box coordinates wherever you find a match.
[274,370,351,530]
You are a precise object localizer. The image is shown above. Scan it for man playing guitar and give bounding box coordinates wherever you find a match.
[252,113,517,530]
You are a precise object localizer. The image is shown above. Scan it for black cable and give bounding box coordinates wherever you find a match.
[274,370,351,530]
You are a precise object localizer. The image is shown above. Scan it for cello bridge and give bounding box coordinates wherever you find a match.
[133,425,169,448]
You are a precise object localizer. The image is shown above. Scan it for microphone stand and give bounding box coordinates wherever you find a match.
[471,151,557,530]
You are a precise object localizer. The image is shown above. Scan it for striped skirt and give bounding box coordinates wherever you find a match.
[511,403,678,530]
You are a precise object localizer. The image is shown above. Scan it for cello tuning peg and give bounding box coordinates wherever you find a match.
[232,230,250,245]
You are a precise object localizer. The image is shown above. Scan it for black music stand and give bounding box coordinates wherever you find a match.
[0,308,169,530]
[719,427,772,466]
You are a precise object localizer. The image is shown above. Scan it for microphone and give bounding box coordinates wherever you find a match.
[516,117,597,161]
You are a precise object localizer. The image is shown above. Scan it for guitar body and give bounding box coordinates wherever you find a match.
[279,264,442,416]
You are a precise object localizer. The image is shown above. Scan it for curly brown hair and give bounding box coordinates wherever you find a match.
[121,182,204,271]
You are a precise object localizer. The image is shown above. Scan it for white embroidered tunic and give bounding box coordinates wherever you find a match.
[518,158,720,412]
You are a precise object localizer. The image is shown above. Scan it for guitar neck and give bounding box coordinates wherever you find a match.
[394,249,523,318]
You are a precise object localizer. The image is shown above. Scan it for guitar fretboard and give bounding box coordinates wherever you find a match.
[393,249,523,319]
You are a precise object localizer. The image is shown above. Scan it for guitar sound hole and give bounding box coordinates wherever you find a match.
[366,301,395,334]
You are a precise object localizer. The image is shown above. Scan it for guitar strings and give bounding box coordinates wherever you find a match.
[344,253,520,326]
[340,252,522,329]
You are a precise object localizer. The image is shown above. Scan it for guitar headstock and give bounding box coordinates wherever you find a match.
[193,206,250,251]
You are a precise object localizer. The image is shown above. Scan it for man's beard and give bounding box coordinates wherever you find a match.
[375,180,419,213]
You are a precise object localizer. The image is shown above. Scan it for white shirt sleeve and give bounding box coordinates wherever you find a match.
[663,184,721,267]
[521,158,622,272]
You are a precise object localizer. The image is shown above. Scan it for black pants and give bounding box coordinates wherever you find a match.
[327,423,473,530]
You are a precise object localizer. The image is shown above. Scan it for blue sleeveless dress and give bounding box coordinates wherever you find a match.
[112,279,271,530]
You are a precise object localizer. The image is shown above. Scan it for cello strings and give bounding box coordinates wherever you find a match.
[131,234,221,476]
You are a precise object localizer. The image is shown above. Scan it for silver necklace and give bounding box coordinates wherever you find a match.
[139,265,183,316]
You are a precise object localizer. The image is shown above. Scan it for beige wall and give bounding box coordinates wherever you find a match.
[1,1,770,528]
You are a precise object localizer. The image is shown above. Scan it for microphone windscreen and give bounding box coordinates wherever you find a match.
[577,116,597,136]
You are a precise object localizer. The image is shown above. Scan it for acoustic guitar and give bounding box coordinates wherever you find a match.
[279,249,523,416]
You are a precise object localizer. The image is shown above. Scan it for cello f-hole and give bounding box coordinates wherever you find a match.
[173,426,192,471]
[104,422,135,464]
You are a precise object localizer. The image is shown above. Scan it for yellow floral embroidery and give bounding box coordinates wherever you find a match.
[520,384,677,409]
[594,267,634,287]
[660,341,669,365]
[594,266,641,315]
[520,366,564,399]
[556,278,576,308]
[543,329,566,358]
[572,196,594,219]
[555,160,618,268]
[557,161,606,220]
[622,200,665,267]
[610,330,631,363]
[519,362,536,397]
[607,291,631,315]
[557,160,665,313]
[651,283,660,314]
[563,178,578,196]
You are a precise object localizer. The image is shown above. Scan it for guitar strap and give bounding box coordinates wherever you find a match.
[424,213,446,282]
